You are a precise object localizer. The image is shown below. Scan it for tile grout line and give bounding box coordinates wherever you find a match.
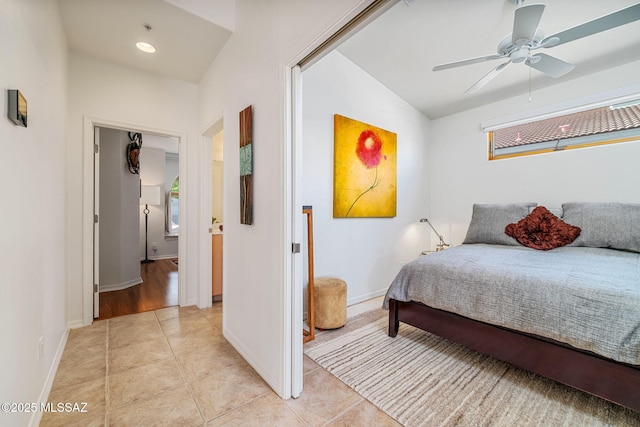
[106,313,166,413]
[282,394,315,426]
[104,318,110,425]
[185,382,207,425]
[320,397,366,427]
[105,310,205,423]
[106,383,199,419]
[204,391,280,424]
[278,392,313,426]
[165,314,207,425]
[158,307,209,424]
[188,306,226,424]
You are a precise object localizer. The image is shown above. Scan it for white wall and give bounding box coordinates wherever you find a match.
[66,53,200,325]
[99,128,141,290]
[197,0,379,398]
[0,1,68,426]
[429,60,640,245]
[302,51,430,304]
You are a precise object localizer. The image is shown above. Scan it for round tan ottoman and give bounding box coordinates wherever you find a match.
[314,277,347,329]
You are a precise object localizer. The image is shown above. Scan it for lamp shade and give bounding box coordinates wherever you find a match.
[140,185,161,206]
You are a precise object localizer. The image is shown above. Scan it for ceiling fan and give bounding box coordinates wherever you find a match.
[433,1,640,93]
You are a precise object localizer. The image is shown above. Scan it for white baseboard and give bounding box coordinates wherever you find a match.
[303,289,386,322]
[67,319,85,329]
[138,254,178,261]
[347,288,387,307]
[99,277,143,292]
[29,327,69,427]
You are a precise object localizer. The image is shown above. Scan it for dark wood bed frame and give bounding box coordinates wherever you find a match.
[388,299,640,413]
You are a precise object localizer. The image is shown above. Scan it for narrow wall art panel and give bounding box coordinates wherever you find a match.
[239,105,253,225]
[333,114,397,218]
[7,89,27,127]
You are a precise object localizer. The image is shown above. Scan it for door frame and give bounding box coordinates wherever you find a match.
[82,116,188,325]
[287,64,304,398]
[283,0,399,397]
[198,116,225,310]
[93,127,101,318]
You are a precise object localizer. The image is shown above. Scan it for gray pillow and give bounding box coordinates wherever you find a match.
[562,202,640,253]
[463,202,537,245]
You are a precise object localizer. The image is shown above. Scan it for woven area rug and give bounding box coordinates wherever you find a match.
[304,310,640,427]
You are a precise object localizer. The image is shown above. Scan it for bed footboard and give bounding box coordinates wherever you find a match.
[388,298,640,413]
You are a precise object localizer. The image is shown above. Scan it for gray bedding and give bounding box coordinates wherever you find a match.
[384,244,640,366]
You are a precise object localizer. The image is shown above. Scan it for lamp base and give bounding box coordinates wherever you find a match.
[141,259,155,264]
[436,243,450,252]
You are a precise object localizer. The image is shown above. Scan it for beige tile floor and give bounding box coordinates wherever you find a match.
[40,300,400,426]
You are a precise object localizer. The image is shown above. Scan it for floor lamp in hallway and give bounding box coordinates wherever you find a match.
[140,185,161,263]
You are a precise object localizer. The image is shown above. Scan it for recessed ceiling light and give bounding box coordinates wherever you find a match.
[136,41,156,53]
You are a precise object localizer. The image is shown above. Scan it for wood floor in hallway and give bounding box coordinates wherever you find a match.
[97,259,178,320]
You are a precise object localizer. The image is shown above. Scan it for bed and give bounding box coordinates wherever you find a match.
[384,202,640,412]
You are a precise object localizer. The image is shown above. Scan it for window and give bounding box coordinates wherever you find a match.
[487,98,640,160]
[167,176,179,235]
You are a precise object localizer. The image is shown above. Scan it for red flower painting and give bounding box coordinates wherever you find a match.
[345,129,387,217]
[333,114,396,218]
[356,130,383,168]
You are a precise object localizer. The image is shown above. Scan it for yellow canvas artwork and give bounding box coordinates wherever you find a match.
[333,114,397,218]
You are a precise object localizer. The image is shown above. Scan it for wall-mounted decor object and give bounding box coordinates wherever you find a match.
[126,132,142,174]
[7,89,27,127]
[239,105,253,225]
[333,114,397,218]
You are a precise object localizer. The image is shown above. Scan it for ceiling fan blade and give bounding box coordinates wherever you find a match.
[512,4,545,45]
[525,53,575,78]
[433,54,504,71]
[465,61,511,93]
[541,3,640,47]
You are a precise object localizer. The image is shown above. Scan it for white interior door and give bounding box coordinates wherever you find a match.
[93,127,100,318]
[291,65,304,398]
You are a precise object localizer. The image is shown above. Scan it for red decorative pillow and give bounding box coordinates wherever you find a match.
[505,206,581,250]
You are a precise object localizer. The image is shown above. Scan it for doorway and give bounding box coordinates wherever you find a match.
[93,125,181,319]
[201,118,224,305]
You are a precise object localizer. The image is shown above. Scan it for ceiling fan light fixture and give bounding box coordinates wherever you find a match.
[136,41,156,54]
[511,48,530,63]
[514,37,529,46]
[527,54,541,64]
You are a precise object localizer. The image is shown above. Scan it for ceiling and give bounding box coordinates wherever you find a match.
[338,0,640,119]
[59,0,640,120]
[59,0,233,83]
